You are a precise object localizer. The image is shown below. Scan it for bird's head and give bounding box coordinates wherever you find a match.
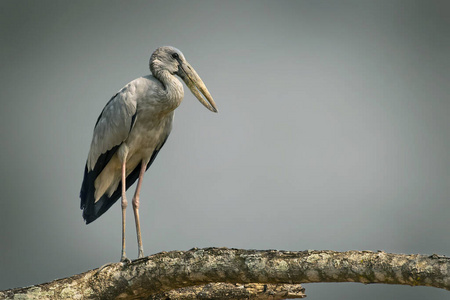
[150,46,218,113]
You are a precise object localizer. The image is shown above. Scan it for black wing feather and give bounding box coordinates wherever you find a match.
[80,136,169,224]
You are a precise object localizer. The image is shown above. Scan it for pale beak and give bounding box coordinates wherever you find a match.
[177,61,218,113]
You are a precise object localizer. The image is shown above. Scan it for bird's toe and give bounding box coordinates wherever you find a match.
[120,257,132,264]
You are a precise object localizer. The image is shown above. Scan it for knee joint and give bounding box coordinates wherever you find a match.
[132,197,140,209]
[121,197,128,209]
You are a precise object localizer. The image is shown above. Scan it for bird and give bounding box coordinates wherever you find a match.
[80,46,218,262]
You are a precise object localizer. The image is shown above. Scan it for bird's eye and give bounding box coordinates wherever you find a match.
[172,53,179,59]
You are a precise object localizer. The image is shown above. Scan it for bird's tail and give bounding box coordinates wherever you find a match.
[80,163,143,224]
[80,138,168,224]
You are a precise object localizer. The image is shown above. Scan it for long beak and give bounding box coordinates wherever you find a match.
[178,61,218,113]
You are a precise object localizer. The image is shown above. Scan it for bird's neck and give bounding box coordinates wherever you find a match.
[152,70,184,114]
[157,70,184,103]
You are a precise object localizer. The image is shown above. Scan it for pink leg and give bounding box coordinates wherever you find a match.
[132,161,147,258]
[120,160,128,262]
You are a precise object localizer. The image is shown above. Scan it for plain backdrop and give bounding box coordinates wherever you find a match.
[1,1,449,299]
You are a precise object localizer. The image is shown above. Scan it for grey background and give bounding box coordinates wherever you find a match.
[1,1,449,299]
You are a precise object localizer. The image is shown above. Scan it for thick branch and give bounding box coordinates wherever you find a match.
[149,283,306,299]
[1,248,449,299]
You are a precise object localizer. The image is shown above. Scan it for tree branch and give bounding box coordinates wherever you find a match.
[149,283,306,299]
[1,248,449,299]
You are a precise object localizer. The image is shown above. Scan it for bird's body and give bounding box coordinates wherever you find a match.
[81,75,179,222]
[80,46,217,261]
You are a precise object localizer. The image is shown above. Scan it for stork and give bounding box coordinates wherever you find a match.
[80,46,218,261]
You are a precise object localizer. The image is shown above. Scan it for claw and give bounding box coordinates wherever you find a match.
[120,257,131,264]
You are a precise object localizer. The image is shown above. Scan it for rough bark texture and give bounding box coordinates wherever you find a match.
[1,248,449,299]
[149,283,306,299]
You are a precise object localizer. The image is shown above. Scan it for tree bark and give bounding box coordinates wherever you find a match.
[149,283,306,299]
[1,248,449,299]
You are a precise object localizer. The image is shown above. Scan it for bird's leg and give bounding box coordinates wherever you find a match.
[132,161,147,259]
[120,160,129,262]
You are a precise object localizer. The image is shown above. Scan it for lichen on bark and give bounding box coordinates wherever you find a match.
[1,248,449,299]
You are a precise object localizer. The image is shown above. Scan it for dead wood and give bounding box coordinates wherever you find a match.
[1,248,448,299]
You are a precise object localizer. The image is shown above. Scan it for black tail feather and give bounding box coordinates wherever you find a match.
[80,138,167,224]
[80,145,120,223]
[80,163,142,224]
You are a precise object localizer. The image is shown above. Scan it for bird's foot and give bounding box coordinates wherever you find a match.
[120,256,131,264]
